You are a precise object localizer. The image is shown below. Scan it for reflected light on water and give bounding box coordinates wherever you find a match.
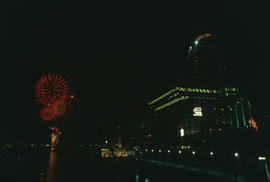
[47,152,57,182]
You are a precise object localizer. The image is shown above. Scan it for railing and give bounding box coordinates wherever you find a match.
[134,148,270,182]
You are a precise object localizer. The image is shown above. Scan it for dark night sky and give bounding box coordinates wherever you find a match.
[1,1,269,143]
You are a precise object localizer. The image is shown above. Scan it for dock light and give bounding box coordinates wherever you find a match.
[234,152,239,157]
[192,151,196,155]
[151,149,154,152]
[210,152,214,156]
[258,156,266,160]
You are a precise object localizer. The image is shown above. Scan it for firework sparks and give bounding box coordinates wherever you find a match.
[40,107,57,121]
[35,73,69,106]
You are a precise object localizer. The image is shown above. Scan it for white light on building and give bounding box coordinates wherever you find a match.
[193,107,203,116]
[258,156,266,160]
[180,128,185,137]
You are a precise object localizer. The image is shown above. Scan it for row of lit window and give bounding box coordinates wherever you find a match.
[192,96,217,100]
[224,88,238,92]
[148,89,176,105]
[168,92,180,99]
[154,96,189,111]
[225,93,238,96]
[149,87,240,106]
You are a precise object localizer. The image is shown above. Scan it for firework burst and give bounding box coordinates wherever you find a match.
[40,107,57,121]
[35,73,69,106]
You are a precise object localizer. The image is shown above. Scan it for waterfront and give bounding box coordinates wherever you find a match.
[0,146,238,182]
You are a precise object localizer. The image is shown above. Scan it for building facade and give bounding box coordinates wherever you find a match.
[148,87,254,141]
[147,34,256,144]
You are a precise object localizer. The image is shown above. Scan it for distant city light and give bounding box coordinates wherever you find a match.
[192,151,196,155]
[234,152,239,157]
[105,140,108,144]
[168,150,170,153]
[151,149,154,152]
[145,149,148,152]
[210,152,214,156]
[178,150,182,154]
[195,40,198,45]
[258,156,266,160]
[159,149,161,153]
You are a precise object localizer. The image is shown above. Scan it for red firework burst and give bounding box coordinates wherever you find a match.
[35,73,69,105]
[40,107,57,121]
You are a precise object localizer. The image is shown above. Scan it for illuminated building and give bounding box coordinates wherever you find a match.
[148,87,254,140]
[147,34,255,143]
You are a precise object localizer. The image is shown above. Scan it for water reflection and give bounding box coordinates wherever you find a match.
[46,152,57,182]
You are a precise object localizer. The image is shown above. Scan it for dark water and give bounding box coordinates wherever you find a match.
[0,148,234,182]
[0,148,136,182]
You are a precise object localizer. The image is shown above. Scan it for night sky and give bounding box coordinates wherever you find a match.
[1,1,269,143]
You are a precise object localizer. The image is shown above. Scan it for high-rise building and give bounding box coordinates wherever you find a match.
[147,34,256,144]
[184,33,229,88]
